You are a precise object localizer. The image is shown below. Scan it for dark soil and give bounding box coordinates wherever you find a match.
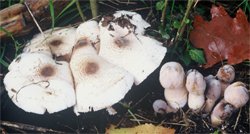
[1,1,249,133]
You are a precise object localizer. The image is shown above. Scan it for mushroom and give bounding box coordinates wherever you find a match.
[216,65,235,96]
[76,20,100,53]
[23,27,76,62]
[203,75,221,113]
[159,62,185,89]
[210,82,249,126]
[70,37,134,114]
[185,69,206,111]
[224,82,249,109]
[3,53,75,114]
[152,99,178,114]
[210,99,234,127]
[99,11,167,85]
[159,62,187,110]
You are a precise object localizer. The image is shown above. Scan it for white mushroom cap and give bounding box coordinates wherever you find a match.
[112,10,150,35]
[160,62,185,89]
[203,75,221,113]
[186,69,206,94]
[99,11,166,85]
[23,27,76,61]
[76,20,100,52]
[216,65,235,83]
[211,99,234,126]
[224,82,249,109]
[164,87,188,109]
[3,53,75,114]
[70,41,134,113]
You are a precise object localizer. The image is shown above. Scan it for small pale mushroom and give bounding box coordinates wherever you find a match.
[99,11,167,85]
[210,82,249,126]
[210,99,234,127]
[216,65,235,96]
[159,62,187,110]
[23,27,76,62]
[159,62,185,89]
[70,38,134,114]
[203,75,221,113]
[224,82,249,109]
[186,69,206,111]
[3,53,75,114]
[152,99,178,114]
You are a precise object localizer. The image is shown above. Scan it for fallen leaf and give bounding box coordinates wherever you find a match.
[105,123,175,134]
[189,5,250,68]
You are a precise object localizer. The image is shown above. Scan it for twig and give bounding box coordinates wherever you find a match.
[1,121,66,133]
[76,0,86,22]
[129,7,152,12]
[233,108,242,130]
[90,0,98,18]
[161,0,168,29]
[24,2,45,37]
[174,0,195,42]
[128,109,140,125]
[202,119,210,129]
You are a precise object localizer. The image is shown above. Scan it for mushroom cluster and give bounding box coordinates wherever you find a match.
[154,62,249,126]
[3,11,167,115]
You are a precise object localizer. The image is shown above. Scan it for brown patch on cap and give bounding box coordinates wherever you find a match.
[114,38,130,48]
[56,54,71,62]
[84,62,99,75]
[40,65,56,77]
[101,14,115,27]
[74,38,89,50]
[114,15,134,29]
[49,39,63,47]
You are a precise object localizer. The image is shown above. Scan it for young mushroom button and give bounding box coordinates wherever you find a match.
[186,69,206,111]
[159,62,187,110]
[203,75,221,113]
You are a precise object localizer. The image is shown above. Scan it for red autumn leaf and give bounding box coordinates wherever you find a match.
[189,5,250,68]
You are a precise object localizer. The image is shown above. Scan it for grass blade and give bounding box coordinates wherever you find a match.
[55,0,76,21]
[76,0,86,21]
[49,0,55,31]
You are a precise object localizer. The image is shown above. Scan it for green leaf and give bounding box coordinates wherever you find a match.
[180,51,191,65]
[188,48,206,64]
[173,21,181,29]
[184,18,190,24]
[49,0,55,30]
[156,1,165,11]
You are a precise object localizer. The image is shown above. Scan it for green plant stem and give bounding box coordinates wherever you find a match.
[161,0,168,29]
[90,0,98,18]
[76,0,86,22]
[175,0,195,42]
[49,0,55,31]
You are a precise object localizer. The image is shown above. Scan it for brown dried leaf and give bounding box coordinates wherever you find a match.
[189,5,250,68]
[105,123,175,134]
